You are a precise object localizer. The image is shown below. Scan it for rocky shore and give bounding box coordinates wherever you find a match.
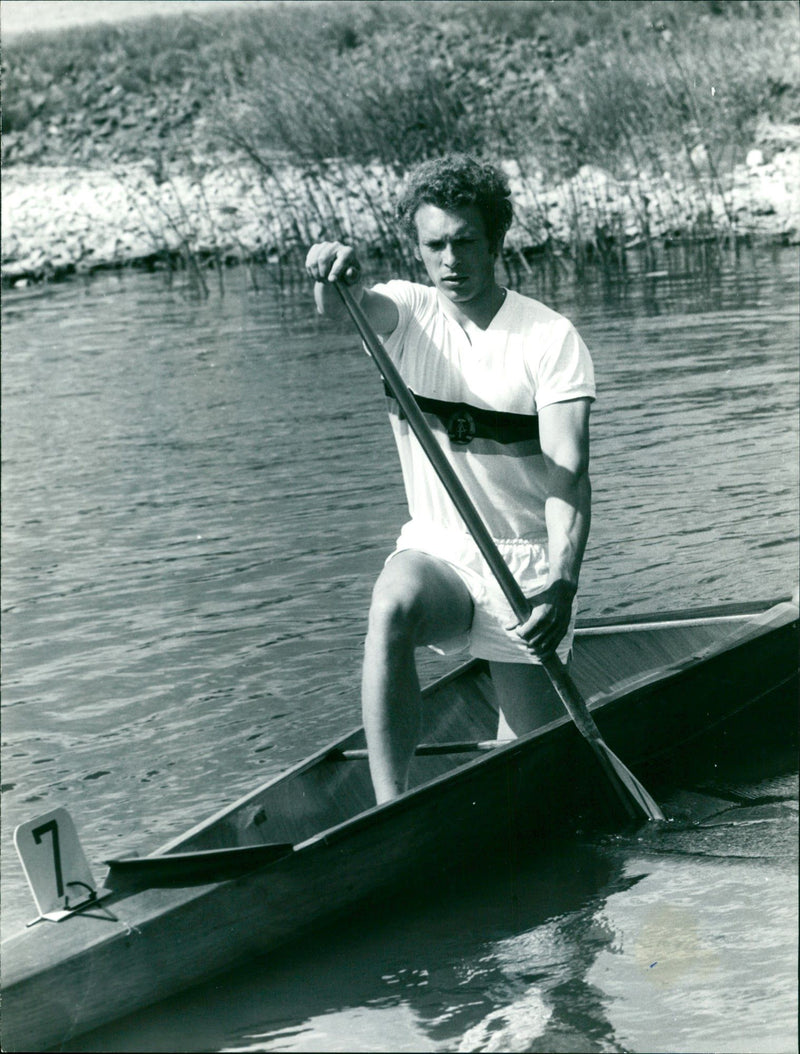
[3,141,798,286]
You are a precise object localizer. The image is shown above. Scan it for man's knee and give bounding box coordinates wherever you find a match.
[365,551,472,651]
[366,573,426,649]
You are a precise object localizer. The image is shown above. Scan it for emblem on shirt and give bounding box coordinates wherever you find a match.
[446,406,477,445]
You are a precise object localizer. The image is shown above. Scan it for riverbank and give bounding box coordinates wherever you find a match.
[3,138,798,287]
[3,2,797,286]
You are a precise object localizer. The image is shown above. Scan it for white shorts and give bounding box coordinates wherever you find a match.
[388,520,576,664]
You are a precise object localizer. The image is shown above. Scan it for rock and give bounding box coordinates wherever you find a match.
[754,118,800,149]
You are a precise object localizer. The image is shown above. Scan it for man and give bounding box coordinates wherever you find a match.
[306,155,595,803]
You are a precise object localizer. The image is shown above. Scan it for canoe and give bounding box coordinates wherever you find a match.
[2,596,797,1052]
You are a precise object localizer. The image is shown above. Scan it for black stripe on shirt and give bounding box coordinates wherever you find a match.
[384,383,540,450]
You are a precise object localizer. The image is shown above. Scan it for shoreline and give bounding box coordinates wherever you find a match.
[2,147,798,287]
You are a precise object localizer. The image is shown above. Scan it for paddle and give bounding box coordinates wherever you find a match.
[334,278,664,823]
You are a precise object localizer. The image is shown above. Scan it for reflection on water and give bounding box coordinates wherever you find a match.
[2,245,798,1052]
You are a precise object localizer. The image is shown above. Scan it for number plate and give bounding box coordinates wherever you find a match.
[14,807,106,921]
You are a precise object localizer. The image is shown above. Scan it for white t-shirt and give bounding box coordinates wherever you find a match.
[372,280,596,545]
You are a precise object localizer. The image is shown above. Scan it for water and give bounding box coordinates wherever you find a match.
[2,246,797,1052]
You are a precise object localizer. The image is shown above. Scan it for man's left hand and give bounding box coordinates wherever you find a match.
[508,579,577,658]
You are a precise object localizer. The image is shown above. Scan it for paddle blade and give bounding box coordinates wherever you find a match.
[541,654,664,822]
[594,740,665,822]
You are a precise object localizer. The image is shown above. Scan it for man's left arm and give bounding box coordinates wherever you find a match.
[514,397,592,657]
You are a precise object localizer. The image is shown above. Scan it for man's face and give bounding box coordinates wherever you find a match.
[413,203,497,307]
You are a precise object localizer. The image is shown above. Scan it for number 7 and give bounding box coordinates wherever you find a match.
[32,819,64,899]
[15,807,106,921]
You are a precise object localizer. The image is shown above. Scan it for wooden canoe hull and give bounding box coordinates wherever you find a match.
[2,601,797,1052]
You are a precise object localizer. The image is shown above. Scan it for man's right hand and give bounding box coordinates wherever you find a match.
[305,241,399,337]
[305,241,360,286]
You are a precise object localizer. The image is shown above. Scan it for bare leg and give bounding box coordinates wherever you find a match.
[490,661,566,739]
[362,551,473,803]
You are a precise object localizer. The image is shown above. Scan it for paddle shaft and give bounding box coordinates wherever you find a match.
[335,280,663,822]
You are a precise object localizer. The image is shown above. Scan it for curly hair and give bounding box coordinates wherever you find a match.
[396,155,513,252]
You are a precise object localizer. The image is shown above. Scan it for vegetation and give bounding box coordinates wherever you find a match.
[3,0,798,280]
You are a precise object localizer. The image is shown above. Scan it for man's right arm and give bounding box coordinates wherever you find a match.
[305,241,399,337]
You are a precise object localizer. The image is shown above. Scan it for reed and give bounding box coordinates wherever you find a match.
[210,1,797,276]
